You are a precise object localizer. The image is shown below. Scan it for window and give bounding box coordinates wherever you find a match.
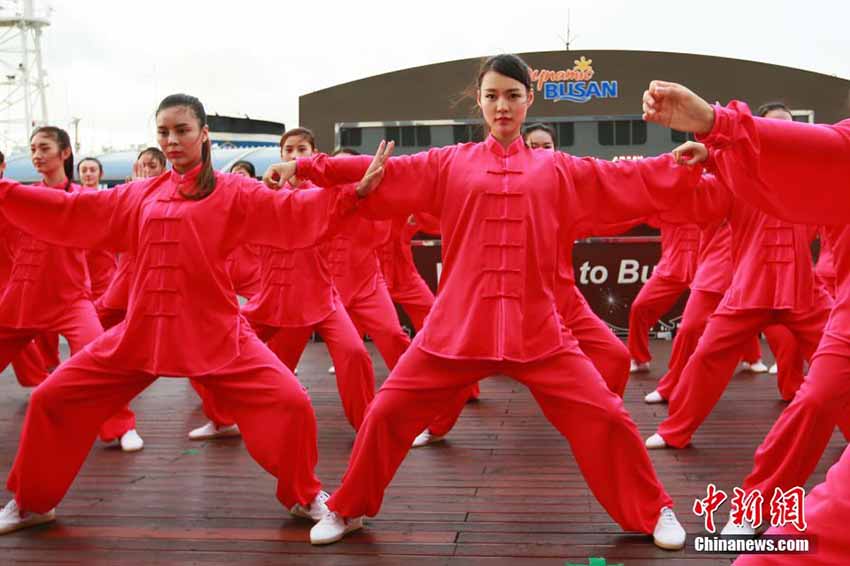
[385,126,400,145]
[671,129,696,143]
[453,124,470,143]
[452,124,485,144]
[598,121,614,146]
[791,110,814,124]
[557,122,575,147]
[339,127,362,147]
[386,125,432,147]
[415,125,431,146]
[598,120,647,146]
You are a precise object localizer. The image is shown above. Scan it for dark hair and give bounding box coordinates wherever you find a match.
[331,148,360,156]
[30,126,74,192]
[0,149,5,165]
[229,160,256,178]
[156,94,215,200]
[523,123,556,144]
[757,101,791,118]
[78,156,103,176]
[280,127,317,150]
[477,54,532,91]
[137,146,166,169]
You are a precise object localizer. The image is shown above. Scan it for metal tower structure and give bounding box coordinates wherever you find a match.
[0,0,51,149]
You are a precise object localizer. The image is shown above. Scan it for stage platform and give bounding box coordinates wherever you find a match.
[0,339,844,565]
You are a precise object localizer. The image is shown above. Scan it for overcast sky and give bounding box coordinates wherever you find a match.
[2,0,849,154]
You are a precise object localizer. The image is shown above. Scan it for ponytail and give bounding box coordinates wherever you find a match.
[183,137,216,201]
[63,152,74,192]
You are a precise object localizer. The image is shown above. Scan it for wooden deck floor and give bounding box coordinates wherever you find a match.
[0,339,844,565]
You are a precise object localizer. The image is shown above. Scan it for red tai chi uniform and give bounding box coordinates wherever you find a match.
[0,167,355,514]
[292,136,704,533]
[654,168,831,447]
[325,208,411,370]
[0,181,135,441]
[627,220,700,364]
[680,102,850,566]
[237,180,375,431]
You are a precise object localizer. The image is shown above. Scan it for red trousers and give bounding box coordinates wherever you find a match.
[627,274,690,363]
[657,290,761,399]
[7,326,322,514]
[0,301,135,442]
[427,293,630,437]
[326,335,672,534]
[8,340,50,387]
[734,441,850,565]
[658,303,829,447]
[389,272,435,332]
[195,301,377,432]
[763,324,807,401]
[346,275,411,370]
[259,300,376,431]
[740,335,850,520]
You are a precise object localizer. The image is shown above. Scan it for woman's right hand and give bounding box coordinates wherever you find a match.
[642,80,715,135]
[672,141,709,166]
[262,161,298,190]
[355,140,395,198]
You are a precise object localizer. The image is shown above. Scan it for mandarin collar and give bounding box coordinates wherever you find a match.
[169,162,203,185]
[485,133,526,158]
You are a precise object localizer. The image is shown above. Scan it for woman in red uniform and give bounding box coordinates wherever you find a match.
[236,128,375,433]
[324,148,411,372]
[411,122,631,448]
[0,94,359,535]
[0,150,53,387]
[645,221,791,404]
[643,104,831,450]
[266,54,701,549]
[627,219,700,373]
[642,77,850,566]
[0,129,140,452]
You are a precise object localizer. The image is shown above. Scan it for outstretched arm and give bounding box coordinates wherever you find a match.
[643,80,850,224]
[297,143,447,219]
[564,152,708,230]
[699,102,850,224]
[0,179,140,252]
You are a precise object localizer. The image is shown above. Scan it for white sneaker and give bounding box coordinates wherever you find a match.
[290,490,330,522]
[644,390,666,404]
[328,365,336,375]
[769,363,778,375]
[645,433,668,449]
[630,360,651,373]
[741,360,769,373]
[653,507,686,550]
[720,512,757,536]
[0,500,55,535]
[310,511,363,545]
[412,429,445,448]
[120,429,144,452]
[188,421,241,441]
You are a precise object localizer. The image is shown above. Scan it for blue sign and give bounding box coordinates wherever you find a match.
[543,80,619,103]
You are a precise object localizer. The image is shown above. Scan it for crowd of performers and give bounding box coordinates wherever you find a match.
[0,53,846,564]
